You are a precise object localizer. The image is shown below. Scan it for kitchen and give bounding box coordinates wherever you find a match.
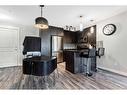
[40,25,98,76]
[0,5,127,90]
[37,8,102,77]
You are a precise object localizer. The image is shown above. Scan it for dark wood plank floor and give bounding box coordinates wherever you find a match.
[0,63,127,89]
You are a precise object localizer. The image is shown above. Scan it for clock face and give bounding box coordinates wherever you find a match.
[103,24,116,35]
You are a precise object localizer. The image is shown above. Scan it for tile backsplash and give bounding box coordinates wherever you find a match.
[63,43,77,49]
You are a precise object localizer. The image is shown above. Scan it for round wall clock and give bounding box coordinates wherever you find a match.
[103,24,116,35]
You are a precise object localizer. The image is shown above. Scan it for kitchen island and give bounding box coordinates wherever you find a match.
[63,49,96,74]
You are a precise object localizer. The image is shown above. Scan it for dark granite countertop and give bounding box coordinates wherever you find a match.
[23,56,56,62]
[63,49,89,53]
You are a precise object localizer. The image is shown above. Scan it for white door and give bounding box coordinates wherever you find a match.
[0,26,19,68]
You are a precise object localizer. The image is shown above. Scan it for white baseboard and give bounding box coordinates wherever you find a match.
[97,66,127,77]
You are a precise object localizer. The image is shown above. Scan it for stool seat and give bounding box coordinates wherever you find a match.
[79,52,89,58]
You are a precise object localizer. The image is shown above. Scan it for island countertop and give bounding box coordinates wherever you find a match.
[63,49,89,53]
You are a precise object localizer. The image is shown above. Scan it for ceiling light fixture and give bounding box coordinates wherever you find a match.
[79,15,83,32]
[90,26,94,33]
[90,20,94,33]
[35,5,48,29]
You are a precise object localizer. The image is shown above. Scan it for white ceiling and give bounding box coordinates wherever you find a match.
[0,5,127,29]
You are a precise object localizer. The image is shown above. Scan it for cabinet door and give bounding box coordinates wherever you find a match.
[64,31,77,43]
[71,32,77,43]
[57,31,64,36]
[77,32,82,43]
[64,31,71,43]
[64,51,74,73]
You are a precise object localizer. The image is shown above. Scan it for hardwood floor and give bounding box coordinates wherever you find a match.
[0,63,127,89]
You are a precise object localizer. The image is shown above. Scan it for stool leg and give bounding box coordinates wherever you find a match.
[86,58,92,76]
[87,58,90,74]
[85,58,87,75]
[80,57,82,73]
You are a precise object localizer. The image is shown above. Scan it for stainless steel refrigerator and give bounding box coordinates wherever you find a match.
[51,36,63,63]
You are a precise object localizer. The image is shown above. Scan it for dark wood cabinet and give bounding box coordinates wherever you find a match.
[77,26,96,45]
[77,32,82,43]
[77,30,89,43]
[40,26,64,57]
[57,30,64,36]
[64,30,77,43]
[63,50,80,73]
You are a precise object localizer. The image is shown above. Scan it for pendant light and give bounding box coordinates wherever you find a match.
[35,5,48,29]
[90,20,94,33]
[79,15,83,31]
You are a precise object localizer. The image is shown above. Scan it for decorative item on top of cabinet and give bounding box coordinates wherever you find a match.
[64,25,76,32]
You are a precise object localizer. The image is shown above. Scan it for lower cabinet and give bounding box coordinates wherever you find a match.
[63,51,75,73]
[63,51,81,73]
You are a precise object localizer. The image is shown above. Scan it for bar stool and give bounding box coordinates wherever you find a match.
[80,48,96,76]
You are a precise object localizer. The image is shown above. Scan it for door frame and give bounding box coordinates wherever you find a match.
[0,25,20,67]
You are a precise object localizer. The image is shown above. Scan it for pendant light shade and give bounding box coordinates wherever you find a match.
[35,17,48,29]
[35,5,48,29]
[79,15,83,31]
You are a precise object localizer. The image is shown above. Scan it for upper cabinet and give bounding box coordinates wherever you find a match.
[63,25,96,45]
[49,26,64,36]
[63,30,77,43]
[77,31,88,43]
[77,32,82,43]
[39,26,64,56]
[77,25,96,45]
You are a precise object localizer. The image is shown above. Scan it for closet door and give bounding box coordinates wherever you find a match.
[0,26,19,68]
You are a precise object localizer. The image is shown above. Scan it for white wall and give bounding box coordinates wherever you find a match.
[0,21,39,65]
[96,11,127,76]
[19,25,39,65]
